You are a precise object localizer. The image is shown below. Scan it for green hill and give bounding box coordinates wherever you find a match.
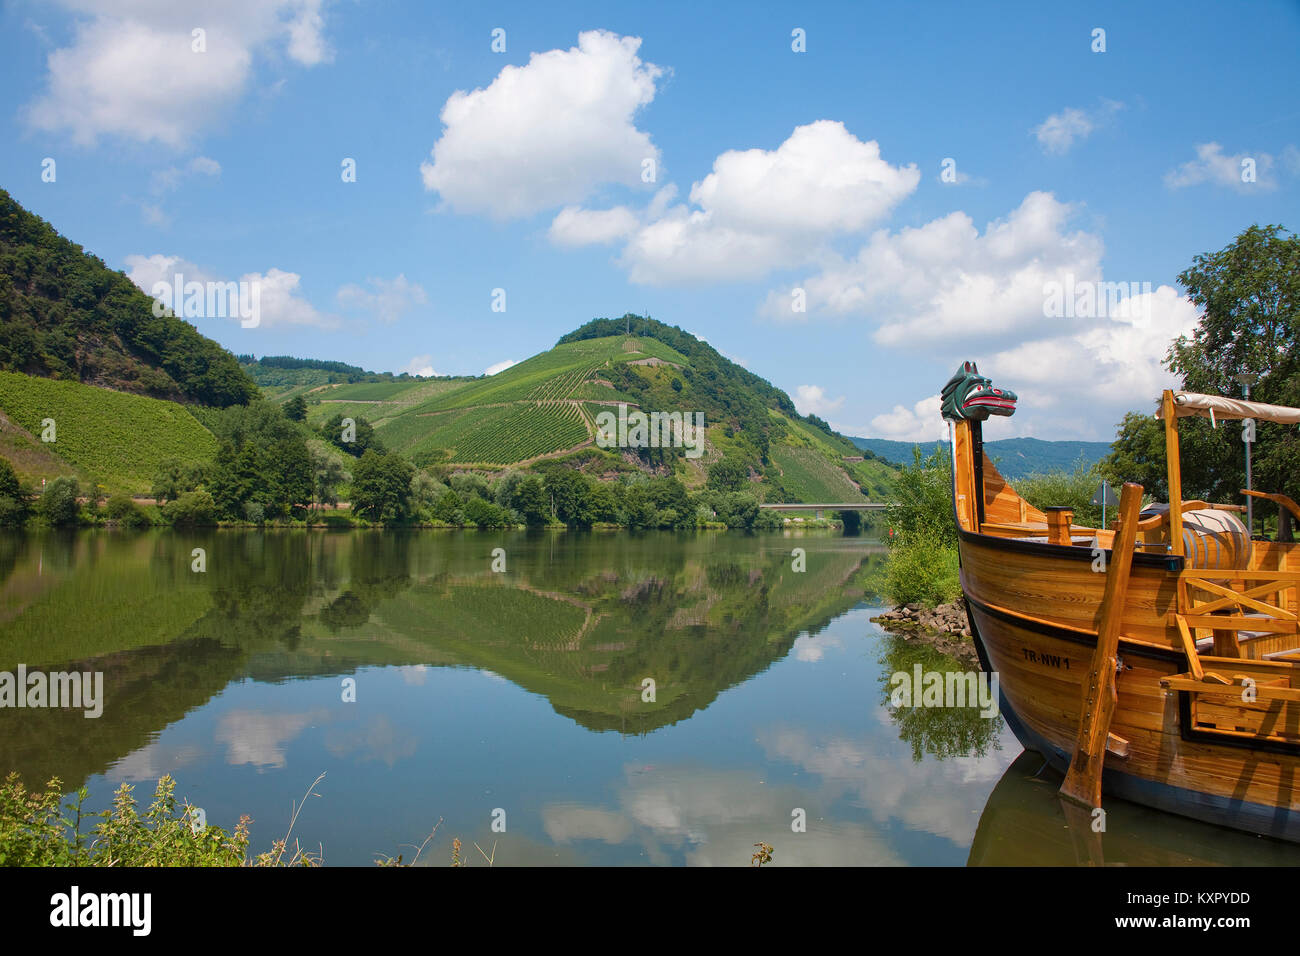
[296,316,898,502]
[0,189,258,406]
[0,370,218,494]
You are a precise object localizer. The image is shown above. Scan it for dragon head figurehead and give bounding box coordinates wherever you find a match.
[941,361,1018,421]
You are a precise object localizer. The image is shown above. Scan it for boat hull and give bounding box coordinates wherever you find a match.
[961,531,1300,841]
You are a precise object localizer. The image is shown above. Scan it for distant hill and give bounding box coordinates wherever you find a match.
[239,354,478,390]
[0,189,257,406]
[265,315,899,502]
[851,436,1112,479]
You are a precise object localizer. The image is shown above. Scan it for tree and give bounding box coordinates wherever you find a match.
[310,444,350,510]
[38,476,80,527]
[283,395,308,422]
[508,475,549,525]
[706,457,748,493]
[0,456,28,527]
[319,413,384,458]
[350,451,414,522]
[1106,224,1299,507]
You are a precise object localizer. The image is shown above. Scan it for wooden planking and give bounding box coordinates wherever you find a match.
[970,603,1300,814]
[960,533,1180,646]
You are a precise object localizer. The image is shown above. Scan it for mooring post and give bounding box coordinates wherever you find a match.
[1059,482,1144,810]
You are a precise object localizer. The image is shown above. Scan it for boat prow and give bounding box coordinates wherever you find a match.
[944,362,1300,840]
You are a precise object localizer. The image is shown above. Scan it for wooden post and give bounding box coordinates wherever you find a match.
[1045,506,1074,545]
[1162,390,1184,557]
[1059,482,1144,810]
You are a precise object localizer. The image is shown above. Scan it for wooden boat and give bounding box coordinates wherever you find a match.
[943,363,1300,840]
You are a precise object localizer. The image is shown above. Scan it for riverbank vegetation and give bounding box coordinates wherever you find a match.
[0,771,478,867]
[0,387,809,530]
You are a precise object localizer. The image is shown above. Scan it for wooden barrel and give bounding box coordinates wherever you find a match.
[1180,508,1250,571]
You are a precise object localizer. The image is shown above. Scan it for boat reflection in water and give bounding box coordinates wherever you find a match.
[969,751,1300,866]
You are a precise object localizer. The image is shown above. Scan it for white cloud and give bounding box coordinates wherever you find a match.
[1035,108,1093,155]
[401,355,438,378]
[1034,100,1122,155]
[150,155,222,194]
[857,285,1203,442]
[984,284,1201,437]
[124,253,338,328]
[862,394,946,442]
[215,708,327,768]
[25,1,332,146]
[793,384,844,418]
[1164,142,1279,191]
[485,358,518,375]
[620,121,919,284]
[420,30,663,220]
[549,205,641,246]
[765,191,1104,347]
[336,274,428,324]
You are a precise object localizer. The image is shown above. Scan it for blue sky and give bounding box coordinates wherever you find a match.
[2,0,1298,441]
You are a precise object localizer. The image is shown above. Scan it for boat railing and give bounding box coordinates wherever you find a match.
[1175,569,1300,659]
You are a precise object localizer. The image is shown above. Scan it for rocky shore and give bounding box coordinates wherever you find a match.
[871,599,978,665]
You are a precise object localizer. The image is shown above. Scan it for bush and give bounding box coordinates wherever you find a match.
[37,476,80,527]
[883,446,955,543]
[463,495,513,528]
[243,501,266,524]
[104,494,151,528]
[164,490,218,527]
[880,533,962,607]
[877,448,961,608]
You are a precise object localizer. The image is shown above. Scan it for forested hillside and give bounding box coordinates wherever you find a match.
[0,189,257,406]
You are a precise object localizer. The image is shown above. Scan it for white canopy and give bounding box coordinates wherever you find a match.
[1157,391,1300,425]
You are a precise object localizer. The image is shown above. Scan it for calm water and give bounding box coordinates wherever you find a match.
[2,529,1297,866]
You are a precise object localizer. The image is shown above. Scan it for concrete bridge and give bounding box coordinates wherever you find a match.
[759,502,888,519]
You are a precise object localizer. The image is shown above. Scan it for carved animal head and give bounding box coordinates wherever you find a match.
[940,361,1018,421]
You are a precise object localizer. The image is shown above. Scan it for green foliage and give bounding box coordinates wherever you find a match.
[707,457,748,493]
[883,446,956,543]
[151,458,207,504]
[318,412,386,458]
[0,772,320,867]
[0,189,257,406]
[0,456,28,527]
[104,493,151,528]
[1108,223,1299,508]
[879,533,962,607]
[462,494,513,528]
[350,450,415,522]
[0,370,219,494]
[206,403,313,518]
[1016,460,1108,527]
[309,442,350,510]
[164,489,217,527]
[283,395,308,422]
[38,476,80,526]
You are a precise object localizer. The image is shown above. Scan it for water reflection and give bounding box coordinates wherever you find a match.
[3,529,1299,865]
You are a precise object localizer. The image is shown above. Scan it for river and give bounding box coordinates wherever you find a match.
[1,529,1296,866]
